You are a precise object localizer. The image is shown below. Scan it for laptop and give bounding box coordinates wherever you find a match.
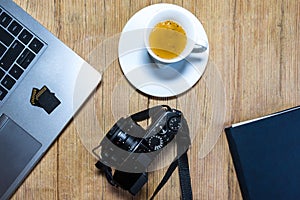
[0,0,101,199]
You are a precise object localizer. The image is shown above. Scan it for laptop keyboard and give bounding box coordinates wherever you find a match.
[0,7,45,101]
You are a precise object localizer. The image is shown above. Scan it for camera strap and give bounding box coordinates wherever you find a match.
[96,150,192,200]
[150,150,192,200]
[130,105,171,122]
[131,105,192,199]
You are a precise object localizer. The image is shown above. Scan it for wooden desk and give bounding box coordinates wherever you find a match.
[11,0,299,199]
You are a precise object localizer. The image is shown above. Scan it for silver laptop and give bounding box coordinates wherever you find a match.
[0,0,101,199]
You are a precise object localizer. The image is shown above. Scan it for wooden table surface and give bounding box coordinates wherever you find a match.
[11,0,299,199]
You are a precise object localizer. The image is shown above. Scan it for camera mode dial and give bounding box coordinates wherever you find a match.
[148,135,164,151]
[168,116,181,131]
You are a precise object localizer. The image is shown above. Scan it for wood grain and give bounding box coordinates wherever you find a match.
[11,0,300,199]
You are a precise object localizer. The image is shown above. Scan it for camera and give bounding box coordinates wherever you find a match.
[93,105,190,195]
[108,106,182,151]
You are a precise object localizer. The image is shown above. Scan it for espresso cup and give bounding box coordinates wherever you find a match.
[144,6,208,64]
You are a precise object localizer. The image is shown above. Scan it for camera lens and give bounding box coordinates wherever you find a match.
[124,136,139,151]
[117,131,128,143]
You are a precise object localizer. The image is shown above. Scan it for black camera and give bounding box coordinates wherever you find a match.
[93,105,190,195]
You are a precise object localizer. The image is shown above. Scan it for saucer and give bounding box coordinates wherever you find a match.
[118,3,209,97]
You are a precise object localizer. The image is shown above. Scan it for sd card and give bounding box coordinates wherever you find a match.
[30,86,61,114]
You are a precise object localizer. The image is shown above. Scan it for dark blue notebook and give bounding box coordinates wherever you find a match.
[225,106,300,200]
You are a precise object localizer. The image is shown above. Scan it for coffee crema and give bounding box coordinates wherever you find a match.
[149,20,187,60]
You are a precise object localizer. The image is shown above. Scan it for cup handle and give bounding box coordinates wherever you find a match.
[194,39,208,53]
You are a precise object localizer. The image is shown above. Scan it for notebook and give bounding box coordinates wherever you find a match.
[0,0,101,199]
[225,106,300,200]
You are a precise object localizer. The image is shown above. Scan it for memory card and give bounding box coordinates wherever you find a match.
[37,88,61,114]
[35,86,49,100]
[30,85,61,114]
[30,87,41,107]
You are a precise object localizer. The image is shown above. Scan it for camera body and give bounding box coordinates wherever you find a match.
[94,105,189,195]
[99,106,183,170]
[107,108,182,152]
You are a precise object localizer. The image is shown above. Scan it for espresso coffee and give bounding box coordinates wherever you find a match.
[149,20,187,59]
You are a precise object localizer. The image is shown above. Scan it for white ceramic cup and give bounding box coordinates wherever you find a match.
[144,7,208,64]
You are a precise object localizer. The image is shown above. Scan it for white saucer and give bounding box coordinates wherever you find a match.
[118,3,209,97]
